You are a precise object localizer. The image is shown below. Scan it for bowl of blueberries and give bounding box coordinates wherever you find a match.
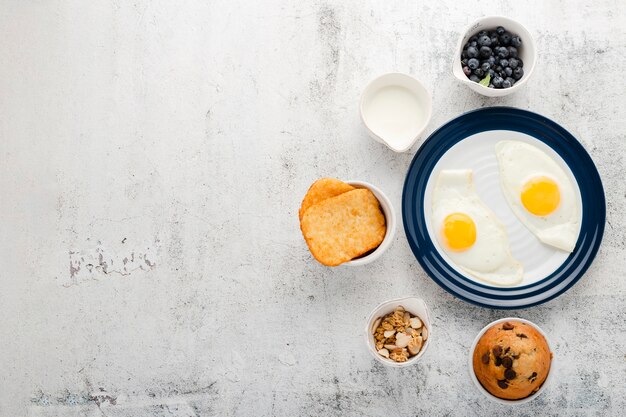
[453,16,537,97]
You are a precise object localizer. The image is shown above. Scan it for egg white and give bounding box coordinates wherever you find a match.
[432,169,523,286]
[495,140,581,252]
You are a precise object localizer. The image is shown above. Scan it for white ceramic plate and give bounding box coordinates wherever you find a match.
[402,107,605,309]
[422,130,583,287]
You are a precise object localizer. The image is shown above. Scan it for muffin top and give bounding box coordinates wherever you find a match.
[472,320,552,400]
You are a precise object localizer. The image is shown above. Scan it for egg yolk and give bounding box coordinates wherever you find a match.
[521,176,560,216]
[442,213,476,251]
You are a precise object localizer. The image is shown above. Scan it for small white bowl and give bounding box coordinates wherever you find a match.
[453,16,537,97]
[343,181,396,266]
[360,73,432,152]
[364,297,432,367]
[468,317,554,404]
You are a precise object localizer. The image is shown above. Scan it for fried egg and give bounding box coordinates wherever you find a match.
[495,141,581,252]
[432,170,523,286]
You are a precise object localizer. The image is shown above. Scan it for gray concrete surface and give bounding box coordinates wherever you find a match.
[1,0,625,416]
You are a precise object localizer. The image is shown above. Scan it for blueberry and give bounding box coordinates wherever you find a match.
[488,69,496,78]
[508,58,519,69]
[470,40,478,47]
[497,47,509,58]
[511,36,522,47]
[487,55,496,65]
[469,74,480,83]
[467,46,479,58]
[517,58,524,67]
[500,59,509,68]
[461,50,468,59]
[492,76,504,88]
[474,68,485,77]
[463,66,472,77]
[506,77,516,86]
[495,65,503,73]
[507,46,518,58]
[469,35,478,43]
[479,46,492,58]
[481,62,491,72]
[500,32,512,46]
[461,58,468,67]
[468,58,480,70]
[513,67,524,80]
[496,26,505,35]
[504,67,513,77]
[502,79,512,88]
[490,34,499,46]
[478,35,491,47]
[478,30,488,37]
[488,83,495,88]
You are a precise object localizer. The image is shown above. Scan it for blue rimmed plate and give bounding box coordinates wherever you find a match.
[402,107,605,309]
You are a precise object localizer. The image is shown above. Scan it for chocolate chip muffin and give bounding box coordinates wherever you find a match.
[473,320,552,400]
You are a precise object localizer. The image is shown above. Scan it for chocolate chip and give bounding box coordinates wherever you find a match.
[497,379,508,389]
[502,322,514,330]
[492,346,503,356]
[502,356,513,368]
[504,369,517,380]
[495,357,502,366]
[512,354,520,359]
[516,333,528,338]
[481,353,490,364]
[504,346,510,354]
[528,371,537,381]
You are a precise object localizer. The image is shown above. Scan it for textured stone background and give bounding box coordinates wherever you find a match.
[1,1,625,416]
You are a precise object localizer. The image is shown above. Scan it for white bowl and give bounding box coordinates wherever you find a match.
[364,297,432,367]
[453,16,537,97]
[343,181,396,266]
[360,73,432,152]
[468,317,554,404]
